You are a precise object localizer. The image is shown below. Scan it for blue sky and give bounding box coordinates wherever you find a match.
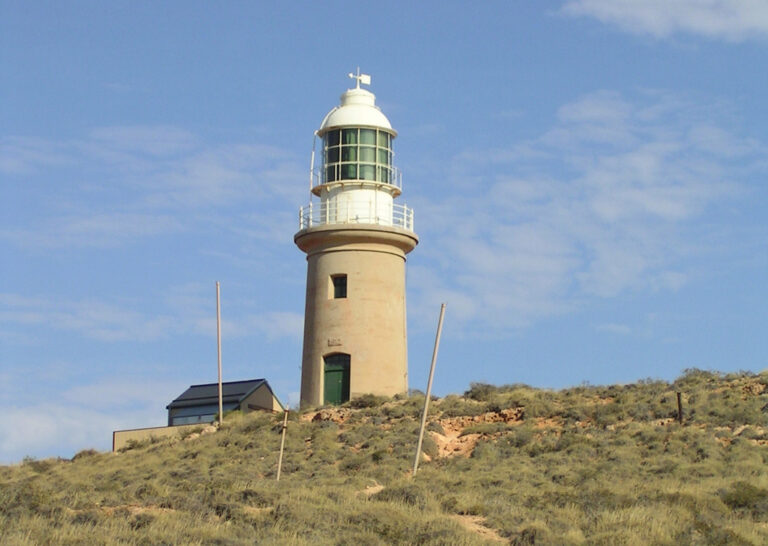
[1,1,766,463]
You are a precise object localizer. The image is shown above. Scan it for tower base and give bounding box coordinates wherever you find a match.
[295,224,418,407]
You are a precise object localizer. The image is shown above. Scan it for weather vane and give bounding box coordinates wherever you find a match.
[348,67,371,88]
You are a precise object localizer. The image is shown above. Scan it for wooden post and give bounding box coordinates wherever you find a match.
[412,303,446,478]
[216,282,223,425]
[676,392,683,424]
[276,411,289,481]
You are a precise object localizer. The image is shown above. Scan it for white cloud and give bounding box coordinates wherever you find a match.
[0,288,303,344]
[0,293,178,342]
[247,311,304,341]
[0,136,76,175]
[61,379,182,410]
[2,125,305,250]
[596,323,632,334]
[89,125,198,156]
[164,283,303,341]
[146,143,304,208]
[561,0,768,41]
[0,405,119,463]
[410,90,763,335]
[0,378,182,463]
[0,212,184,248]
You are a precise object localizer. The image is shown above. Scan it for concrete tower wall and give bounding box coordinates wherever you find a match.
[296,224,418,407]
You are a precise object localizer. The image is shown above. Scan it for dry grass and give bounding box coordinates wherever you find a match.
[2,368,767,544]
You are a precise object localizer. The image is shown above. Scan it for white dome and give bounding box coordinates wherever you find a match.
[318,87,396,135]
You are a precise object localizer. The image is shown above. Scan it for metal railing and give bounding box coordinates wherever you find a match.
[298,201,415,232]
[311,165,403,191]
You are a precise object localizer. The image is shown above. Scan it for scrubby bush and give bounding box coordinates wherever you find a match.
[373,483,431,510]
[460,422,511,436]
[436,394,489,417]
[71,448,99,461]
[426,420,445,435]
[348,393,389,408]
[720,481,768,517]
[464,382,497,401]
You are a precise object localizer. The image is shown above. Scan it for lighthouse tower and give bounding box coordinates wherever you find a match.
[295,72,418,407]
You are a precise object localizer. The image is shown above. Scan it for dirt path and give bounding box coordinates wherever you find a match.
[451,514,507,543]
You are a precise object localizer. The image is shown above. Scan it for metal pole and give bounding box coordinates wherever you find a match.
[677,392,683,424]
[216,281,223,425]
[309,133,316,192]
[412,303,446,477]
[276,410,289,481]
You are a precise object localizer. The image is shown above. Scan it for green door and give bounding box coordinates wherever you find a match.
[324,354,350,405]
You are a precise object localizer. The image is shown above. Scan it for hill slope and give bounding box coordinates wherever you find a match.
[2,369,768,544]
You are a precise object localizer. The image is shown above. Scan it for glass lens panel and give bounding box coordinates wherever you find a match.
[360,129,375,145]
[360,147,375,162]
[326,130,340,147]
[341,164,357,179]
[377,166,390,183]
[342,129,357,144]
[377,131,389,147]
[341,146,357,161]
[360,165,375,180]
[377,149,389,165]
[325,166,337,182]
[327,147,339,163]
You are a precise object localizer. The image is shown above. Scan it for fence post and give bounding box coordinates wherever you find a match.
[676,392,683,424]
[413,303,446,477]
[276,411,289,481]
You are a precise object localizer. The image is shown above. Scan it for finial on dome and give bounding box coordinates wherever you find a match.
[348,67,371,89]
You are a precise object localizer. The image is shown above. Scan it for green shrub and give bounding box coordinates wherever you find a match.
[436,395,488,417]
[349,393,389,408]
[129,513,154,530]
[21,456,61,473]
[71,449,99,461]
[720,481,768,517]
[464,382,497,401]
[373,483,431,510]
[426,420,445,435]
[507,425,534,449]
[420,434,439,459]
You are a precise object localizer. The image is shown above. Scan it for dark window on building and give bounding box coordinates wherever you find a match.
[332,275,347,299]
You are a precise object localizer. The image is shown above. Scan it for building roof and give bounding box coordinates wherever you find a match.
[318,85,395,135]
[166,379,279,410]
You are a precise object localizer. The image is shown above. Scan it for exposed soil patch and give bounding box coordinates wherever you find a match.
[431,431,480,458]
[534,417,563,429]
[439,408,524,435]
[361,483,385,497]
[242,505,273,516]
[66,504,175,517]
[301,408,352,424]
[430,407,525,458]
[743,382,766,396]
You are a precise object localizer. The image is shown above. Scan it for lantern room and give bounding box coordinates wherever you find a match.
[299,72,413,232]
[319,126,395,188]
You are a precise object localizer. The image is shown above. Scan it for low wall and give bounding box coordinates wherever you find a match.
[112,424,202,452]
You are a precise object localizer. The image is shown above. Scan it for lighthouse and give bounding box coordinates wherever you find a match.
[295,71,418,407]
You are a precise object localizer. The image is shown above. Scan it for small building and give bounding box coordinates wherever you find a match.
[166,378,284,426]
